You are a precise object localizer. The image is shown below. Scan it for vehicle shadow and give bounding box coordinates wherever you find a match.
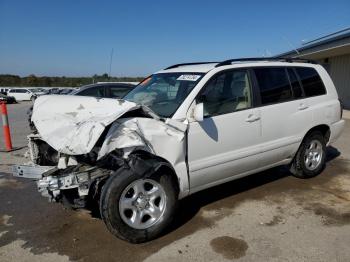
[165,145,340,236]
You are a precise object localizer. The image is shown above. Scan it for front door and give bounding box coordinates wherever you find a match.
[187,69,261,192]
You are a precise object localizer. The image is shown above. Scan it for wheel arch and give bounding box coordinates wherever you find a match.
[129,150,180,197]
[291,124,330,164]
[303,124,330,144]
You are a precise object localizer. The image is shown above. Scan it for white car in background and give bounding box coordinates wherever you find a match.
[7,88,37,101]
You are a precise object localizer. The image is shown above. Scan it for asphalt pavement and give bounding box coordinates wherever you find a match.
[0,102,349,261]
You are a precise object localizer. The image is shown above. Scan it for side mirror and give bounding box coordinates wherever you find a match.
[193,103,204,122]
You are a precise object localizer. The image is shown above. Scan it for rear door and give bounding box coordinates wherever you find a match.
[187,69,262,192]
[253,67,312,167]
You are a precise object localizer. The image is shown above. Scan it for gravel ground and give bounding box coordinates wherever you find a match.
[0,101,349,262]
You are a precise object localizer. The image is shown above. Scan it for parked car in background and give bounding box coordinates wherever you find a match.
[71,82,136,98]
[48,88,61,94]
[30,88,46,96]
[7,88,37,101]
[59,88,75,94]
[0,93,17,104]
[15,58,344,243]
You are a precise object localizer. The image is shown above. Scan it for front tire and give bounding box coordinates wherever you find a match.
[290,131,326,178]
[100,167,178,243]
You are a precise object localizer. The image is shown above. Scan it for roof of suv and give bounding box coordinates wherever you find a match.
[157,58,318,74]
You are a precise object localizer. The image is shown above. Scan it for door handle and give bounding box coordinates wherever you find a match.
[298,104,309,110]
[245,114,260,123]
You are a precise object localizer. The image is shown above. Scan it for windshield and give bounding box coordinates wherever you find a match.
[124,73,204,117]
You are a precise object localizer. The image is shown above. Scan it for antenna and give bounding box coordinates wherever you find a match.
[282,36,300,55]
[108,48,114,78]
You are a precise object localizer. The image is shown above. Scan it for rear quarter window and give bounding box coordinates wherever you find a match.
[295,67,326,97]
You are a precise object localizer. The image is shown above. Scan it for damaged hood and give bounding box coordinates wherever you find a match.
[32,95,188,159]
[32,95,141,155]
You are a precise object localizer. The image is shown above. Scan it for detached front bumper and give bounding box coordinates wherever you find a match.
[12,164,109,205]
[12,164,55,179]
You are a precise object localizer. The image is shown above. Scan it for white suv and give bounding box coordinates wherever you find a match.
[13,58,345,243]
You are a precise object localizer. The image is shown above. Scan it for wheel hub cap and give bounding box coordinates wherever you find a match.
[304,140,323,171]
[135,194,149,210]
[119,179,167,230]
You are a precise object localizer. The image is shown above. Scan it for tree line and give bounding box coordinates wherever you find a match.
[0,74,144,87]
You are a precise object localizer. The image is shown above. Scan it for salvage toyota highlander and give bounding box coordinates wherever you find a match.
[13,58,345,243]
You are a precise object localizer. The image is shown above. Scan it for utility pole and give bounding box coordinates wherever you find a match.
[109,48,114,78]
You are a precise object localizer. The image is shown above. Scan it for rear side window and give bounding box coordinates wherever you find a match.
[108,86,132,98]
[295,67,326,97]
[254,67,292,105]
[77,86,105,97]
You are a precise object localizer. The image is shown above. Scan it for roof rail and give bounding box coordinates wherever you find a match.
[215,57,317,67]
[164,62,218,70]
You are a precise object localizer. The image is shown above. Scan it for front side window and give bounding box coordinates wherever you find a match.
[295,67,326,97]
[124,73,204,117]
[198,70,252,117]
[255,67,292,105]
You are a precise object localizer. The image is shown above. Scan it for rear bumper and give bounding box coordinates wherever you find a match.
[328,119,345,145]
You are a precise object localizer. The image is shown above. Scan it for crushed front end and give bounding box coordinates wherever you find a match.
[13,134,115,207]
[12,95,188,208]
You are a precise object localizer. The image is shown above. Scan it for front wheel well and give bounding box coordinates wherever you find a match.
[128,150,180,197]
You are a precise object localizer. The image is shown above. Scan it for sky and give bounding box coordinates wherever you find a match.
[0,0,350,77]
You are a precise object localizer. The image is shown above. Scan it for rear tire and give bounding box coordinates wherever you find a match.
[290,131,326,179]
[100,167,178,243]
